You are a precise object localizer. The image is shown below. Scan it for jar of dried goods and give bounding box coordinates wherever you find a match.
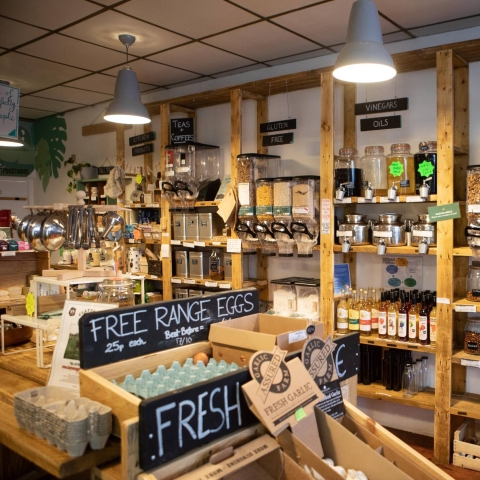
[464,317,480,355]
[358,146,388,195]
[414,141,437,195]
[273,177,293,223]
[256,178,274,222]
[292,176,320,220]
[467,261,480,302]
[386,143,416,196]
[467,165,480,226]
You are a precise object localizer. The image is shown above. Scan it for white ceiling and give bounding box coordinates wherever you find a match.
[0,0,479,120]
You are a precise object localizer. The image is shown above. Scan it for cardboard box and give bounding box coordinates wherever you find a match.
[453,419,480,472]
[209,314,323,366]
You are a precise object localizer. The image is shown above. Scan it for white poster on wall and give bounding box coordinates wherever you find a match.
[0,84,20,140]
[382,256,423,290]
[48,300,117,394]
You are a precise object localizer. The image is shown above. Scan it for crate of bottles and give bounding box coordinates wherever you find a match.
[453,419,480,472]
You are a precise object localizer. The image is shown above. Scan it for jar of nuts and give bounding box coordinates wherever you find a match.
[464,317,480,355]
[467,165,480,226]
[467,262,480,302]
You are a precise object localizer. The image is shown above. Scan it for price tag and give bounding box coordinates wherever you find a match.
[461,359,480,368]
[146,203,154,208]
[183,242,195,248]
[212,242,222,246]
[184,278,196,284]
[357,197,377,204]
[219,283,231,289]
[147,184,155,191]
[437,297,450,304]
[26,292,35,316]
[321,199,331,235]
[227,239,242,253]
[288,330,308,344]
[165,170,175,177]
[128,239,135,243]
[205,281,218,287]
[336,231,353,237]
[455,304,476,312]
[171,278,182,284]
[170,240,181,245]
[162,233,170,237]
[149,275,158,279]
[406,196,425,203]
[161,244,170,258]
[373,231,393,238]
[380,197,400,203]
[335,198,352,204]
[412,230,433,238]
[194,241,206,247]
[1,251,15,257]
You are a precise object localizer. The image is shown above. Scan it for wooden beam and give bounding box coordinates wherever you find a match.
[170,104,196,113]
[434,49,455,466]
[82,122,132,136]
[319,73,335,337]
[343,84,357,149]
[115,124,125,204]
[242,90,265,101]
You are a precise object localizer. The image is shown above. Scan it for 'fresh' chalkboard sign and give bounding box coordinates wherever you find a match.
[139,368,255,470]
[355,97,408,116]
[170,118,194,144]
[360,115,401,132]
[79,288,259,369]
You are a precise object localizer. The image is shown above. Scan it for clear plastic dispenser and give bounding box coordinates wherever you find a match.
[295,279,320,318]
[271,278,297,315]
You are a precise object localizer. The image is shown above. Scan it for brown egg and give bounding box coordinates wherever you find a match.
[193,352,209,366]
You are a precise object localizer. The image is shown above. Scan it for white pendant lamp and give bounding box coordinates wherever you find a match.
[333,0,396,83]
[104,34,151,125]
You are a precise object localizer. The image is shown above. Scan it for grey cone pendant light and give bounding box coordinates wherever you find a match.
[104,34,151,125]
[333,0,396,83]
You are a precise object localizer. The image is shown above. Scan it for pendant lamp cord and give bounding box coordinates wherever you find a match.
[125,44,129,66]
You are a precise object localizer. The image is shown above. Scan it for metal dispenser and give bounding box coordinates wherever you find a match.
[387,181,398,201]
[419,177,432,200]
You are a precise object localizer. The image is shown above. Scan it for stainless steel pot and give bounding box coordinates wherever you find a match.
[17,213,33,241]
[42,212,67,251]
[411,213,436,246]
[26,212,48,251]
[337,214,370,246]
[372,213,406,246]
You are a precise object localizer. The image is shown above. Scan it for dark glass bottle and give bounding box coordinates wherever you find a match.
[392,352,402,391]
[414,141,437,195]
[384,350,393,390]
[419,295,430,345]
[361,345,372,385]
[398,293,408,342]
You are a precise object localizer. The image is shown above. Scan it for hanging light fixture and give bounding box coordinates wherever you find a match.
[333,0,396,83]
[104,34,151,125]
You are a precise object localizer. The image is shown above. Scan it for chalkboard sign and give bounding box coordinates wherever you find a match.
[139,368,255,470]
[262,132,294,147]
[332,332,359,381]
[132,143,154,156]
[355,97,408,116]
[129,131,156,146]
[260,119,296,133]
[79,288,259,369]
[360,115,401,132]
[171,118,194,144]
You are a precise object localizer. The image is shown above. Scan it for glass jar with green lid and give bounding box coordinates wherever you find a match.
[386,143,416,196]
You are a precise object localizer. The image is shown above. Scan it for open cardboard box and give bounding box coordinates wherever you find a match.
[209,314,323,366]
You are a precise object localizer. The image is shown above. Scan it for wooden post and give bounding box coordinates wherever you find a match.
[230,89,243,290]
[160,104,172,300]
[115,124,125,203]
[143,122,153,186]
[434,49,455,465]
[344,84,357,149]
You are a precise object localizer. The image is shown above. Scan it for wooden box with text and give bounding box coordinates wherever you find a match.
[453,419,480,472]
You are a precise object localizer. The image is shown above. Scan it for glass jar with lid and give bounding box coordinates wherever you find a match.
[464,317,480,355]
[358,146,388,195]
[467,261,480,302]
[334,148,362,197]
[97,278,135,307]
[292,176,320,220]
[256,178,274,222]
[414,141,437,195]
[386,143,416,195]
[467,165,480,226]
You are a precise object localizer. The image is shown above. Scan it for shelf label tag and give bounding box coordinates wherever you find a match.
[455,304,476,312]
[183,242,195,248]
[205,281,218,287]
[227,239,242,253]
[357,197,377,203]
[321,199,331,234]
[380,196,400,203]
[428,202,461,222]
[289,329,308,344]
[170,240,181,245]
[461,359,480,368]
[406,196,425,203]
[194,241,206,247]
[334,197,352,204]
[161,244,170,258]
[1,251,15,256]
[436,297,451,304]
[171,278,182,284]
[219,283,231,289]
[184,278,196,284]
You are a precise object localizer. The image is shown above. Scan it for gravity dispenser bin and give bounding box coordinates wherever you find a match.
[254,178,276,256]
[273,177,295,257]
[291,176,320,257]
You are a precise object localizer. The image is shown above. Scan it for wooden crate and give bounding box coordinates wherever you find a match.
[453,419,480,471]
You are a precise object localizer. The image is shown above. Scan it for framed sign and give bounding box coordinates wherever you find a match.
[355,97,408,116]
[0,84,20,140]
[132,143,154,156]
[170,118,194,144]
[129,131,155,146]
[360,115,401,132]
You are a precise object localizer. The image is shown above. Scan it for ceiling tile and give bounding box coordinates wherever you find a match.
[19,34,127,71]
[0,18,48,49]
[410,15,480,37]
[383,31,411,44]
[166,77,209,88]
[0,0,102,30]
[20,106,57,120]
[64,73,154,94]
[204,22,319,62]
[272,0,397,47]
[266,48,329,65]
[375,0,480,30]
[0,52,89,94]
[148,43,253,75]
[115,0,258,39]
[103,59,201,86]
[19,95,84,113]
[91,0,121,4]
[230,0,327,17]
[32,86,112,105]
[212,63,265,78]
[62,10,189,57]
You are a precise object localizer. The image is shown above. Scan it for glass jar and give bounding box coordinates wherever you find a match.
[358,146,388,195]
[386,143,416,195]
[464,317,480,355]
[273,177,293,223]
[292,176,320,220]
[97,278,135,307]
[467,261,480,302]
[334,148,362,197]
[256,178,274,222]
[414,141,437,195]
[209,248,224,281]
[467,165,480,226]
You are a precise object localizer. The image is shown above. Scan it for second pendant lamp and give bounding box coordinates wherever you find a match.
[333,0,396,83]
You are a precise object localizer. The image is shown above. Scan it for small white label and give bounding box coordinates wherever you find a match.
[321,199,331,235]
[336,231,353,237]
[289,329,308,344]
[165,170,175,177]
[205,281,218,287]
[153,203,160,208]
[184,278,196,284]
[212,242,222,246]
[194,241,206,247]
[238,183,251,206]
[171,278,182,284]
[357,197,377,204]
[437,297,451,304]
[161,244,170,258]
[380,197,400,203]
[162,233,169,237]
[183,242,195,248]
[219,283,231,289]
[467,205,480,213]
[373,231,393,238]
[227,239,242,253]
[170,240,181,245]
[149,274,158,279]
[455,304,477,312]
[292,206,310,214]
[147,184,155,191]
[152,233,161,239]
[335,197,352,204]
[461,359,480,368]
[1,251,15,257]
[128,239,135,243]
[146,203,154,208]
[412,230,434,238]
[406,196,426,203]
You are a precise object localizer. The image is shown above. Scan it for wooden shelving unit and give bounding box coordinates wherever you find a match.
[359,335,436,353]
[334,194,437,205]
[332,245,438,255]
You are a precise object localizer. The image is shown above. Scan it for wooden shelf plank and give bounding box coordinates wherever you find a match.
[129,274,163,281]
[195,200,220,207]
[357,382,436,410]
[452,348,480,364]
[333,245,437,255]
[451,393,480,419]
[124,203,160,209]
[453,298,480,312]
[334,194,437,205]
[453,246,472,256]
[359,335,436,353]
[171,277,232,289]
[167,239,228,247]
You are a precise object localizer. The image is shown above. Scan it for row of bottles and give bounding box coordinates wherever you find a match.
[337,288,437,345]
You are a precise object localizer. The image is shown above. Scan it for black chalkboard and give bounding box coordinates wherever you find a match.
[317,379,345,420]
[262,132,294,147]
[355,97,408,116]
[132,143,154,156]
[79,288,259,369]
[171,118,194,144]
[333,332,359,381]
[129,131,156,146]
[260,119,296,133]
[360,115,401,132]
[139,368,256,470]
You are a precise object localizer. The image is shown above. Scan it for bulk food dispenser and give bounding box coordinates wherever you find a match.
[254,178,277,256]
[291,176,320,257]
[272,177,295,257]
[235,154,280,255]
